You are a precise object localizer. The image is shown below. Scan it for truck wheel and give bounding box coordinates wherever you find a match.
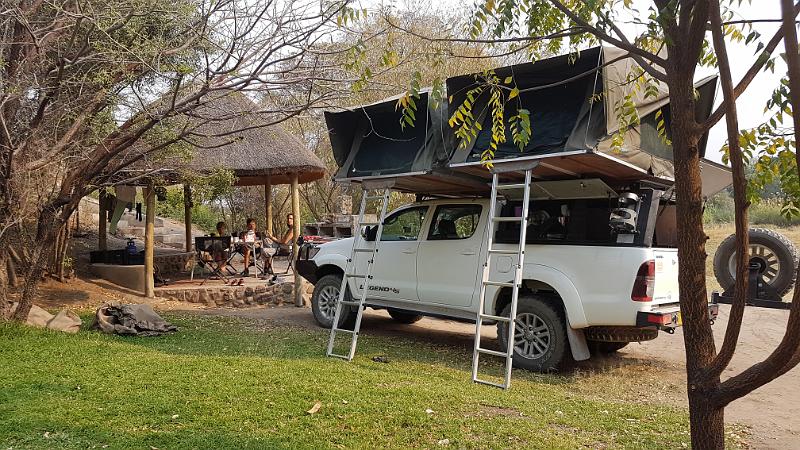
[713,228,798,297]
[387,308,423,324]
[497,296,568,372]
[588,341,629,354]
[311,274,357,329]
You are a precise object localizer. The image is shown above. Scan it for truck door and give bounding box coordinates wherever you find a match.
[416,204,484,307]
[354,206,428,302]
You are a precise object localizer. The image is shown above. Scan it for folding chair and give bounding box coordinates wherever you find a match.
[193,236,232,285]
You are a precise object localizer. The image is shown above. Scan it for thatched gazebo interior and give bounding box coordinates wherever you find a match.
[101,90,326,301]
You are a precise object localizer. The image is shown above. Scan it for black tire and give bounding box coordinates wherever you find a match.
[588,341,629,354]
[387,308,423,324]
[311,274,357,329]
[497,296,568,372]
[713,228,798,297]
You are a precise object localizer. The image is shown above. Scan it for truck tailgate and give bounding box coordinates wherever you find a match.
[653,249,679,305]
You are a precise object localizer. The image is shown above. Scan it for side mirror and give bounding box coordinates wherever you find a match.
[362,225,377,241]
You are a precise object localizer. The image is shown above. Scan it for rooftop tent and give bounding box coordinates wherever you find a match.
[446,46,718,183]
[325,91,467,182]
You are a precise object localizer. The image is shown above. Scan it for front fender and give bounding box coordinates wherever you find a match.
[521,263,589,328]
[313,253,348,275]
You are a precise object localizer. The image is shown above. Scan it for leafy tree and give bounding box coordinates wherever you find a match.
[1,0,351,319]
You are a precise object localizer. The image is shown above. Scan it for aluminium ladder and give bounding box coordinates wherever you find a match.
[472,164,535,389]
[326,186,392,360]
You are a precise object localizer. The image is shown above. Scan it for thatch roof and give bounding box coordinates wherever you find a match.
[122,90,326,186]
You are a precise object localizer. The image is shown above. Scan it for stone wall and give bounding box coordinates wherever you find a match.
[157,281,313,308]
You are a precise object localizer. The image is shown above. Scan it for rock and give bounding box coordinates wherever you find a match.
[255,286,267,294]
[47,310,82,333]
[281,282,294,294]
[233,297,246,307]
[222,292,234,305]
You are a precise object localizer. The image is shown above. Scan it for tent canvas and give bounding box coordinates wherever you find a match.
[325,46,722,195]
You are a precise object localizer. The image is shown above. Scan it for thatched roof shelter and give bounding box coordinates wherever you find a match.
[123,90,326,186]
[106,89,326,301]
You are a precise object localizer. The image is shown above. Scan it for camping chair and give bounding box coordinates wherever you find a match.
[266,240,294,275]
[193,236,232,285]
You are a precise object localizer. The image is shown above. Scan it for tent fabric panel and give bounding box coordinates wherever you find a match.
[603,46,670,134]
[446,47,604,164]
[324,110,358,168]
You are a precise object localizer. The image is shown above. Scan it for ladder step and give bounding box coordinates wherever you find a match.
[340,300,361,306]
[497,183,527,190]
[345,273,368,279]
[477,347,511,358]
[359,222,379,226]
[483,280,515,288]
[353,248,374,253]
[365,195,385,200]
[328,353,351,360]
[474,378,509,389]
[488,249,519,255]
[480,313,512,322]
[493,216,524,222]
[332,327,356,334]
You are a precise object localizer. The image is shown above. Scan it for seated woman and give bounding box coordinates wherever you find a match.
[266,213,296,255]
[240,218,259,276]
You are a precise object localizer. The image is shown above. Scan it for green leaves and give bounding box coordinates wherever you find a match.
[510,108,531,150]
[398,71,422,129]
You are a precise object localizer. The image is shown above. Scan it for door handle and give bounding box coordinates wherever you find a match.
[461,248,476,255]
[402,247,416,254]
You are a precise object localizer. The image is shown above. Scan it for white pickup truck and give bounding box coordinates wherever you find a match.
[297,180,719,371]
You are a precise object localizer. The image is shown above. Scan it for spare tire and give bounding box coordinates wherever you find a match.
[713,228,799,297]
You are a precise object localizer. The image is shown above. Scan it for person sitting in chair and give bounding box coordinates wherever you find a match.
[240,218,259,276]
[266,213,295,253]
[211,221,228,237]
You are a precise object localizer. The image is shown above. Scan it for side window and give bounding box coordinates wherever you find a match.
[380,207,427,241]
[428,205,482,240]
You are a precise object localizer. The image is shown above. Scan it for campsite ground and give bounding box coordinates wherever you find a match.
[2,224,798,448]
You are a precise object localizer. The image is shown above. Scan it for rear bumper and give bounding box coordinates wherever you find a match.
[636,303,719,330]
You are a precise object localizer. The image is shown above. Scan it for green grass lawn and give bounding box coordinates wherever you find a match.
[1,315,703,449]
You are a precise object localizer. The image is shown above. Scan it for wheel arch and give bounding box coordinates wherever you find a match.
[315,263,344,281]
[492,264,589,328]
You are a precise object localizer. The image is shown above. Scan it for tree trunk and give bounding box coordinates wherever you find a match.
[688,391,725,449]
[144,183,155,298]
[13,207,63,321]
[667,69,724,447]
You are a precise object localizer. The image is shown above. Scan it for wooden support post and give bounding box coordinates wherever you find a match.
[144,182,155,298]
[265,176,273,237]
[291,174,302,306]
[98,188,107,251]
[183,184,192,252]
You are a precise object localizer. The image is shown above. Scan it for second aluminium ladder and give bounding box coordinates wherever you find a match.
[472,163,535,389]
[326,186,391,360]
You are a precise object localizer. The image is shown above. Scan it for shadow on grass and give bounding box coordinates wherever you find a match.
[98,312,673,389]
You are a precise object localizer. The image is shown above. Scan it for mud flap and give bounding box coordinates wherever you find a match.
[566,321,590,361]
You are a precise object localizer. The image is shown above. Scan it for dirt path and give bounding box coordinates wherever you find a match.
[191,304,798,449]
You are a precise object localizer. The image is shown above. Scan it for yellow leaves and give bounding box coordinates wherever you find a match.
[509,87,519,100]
